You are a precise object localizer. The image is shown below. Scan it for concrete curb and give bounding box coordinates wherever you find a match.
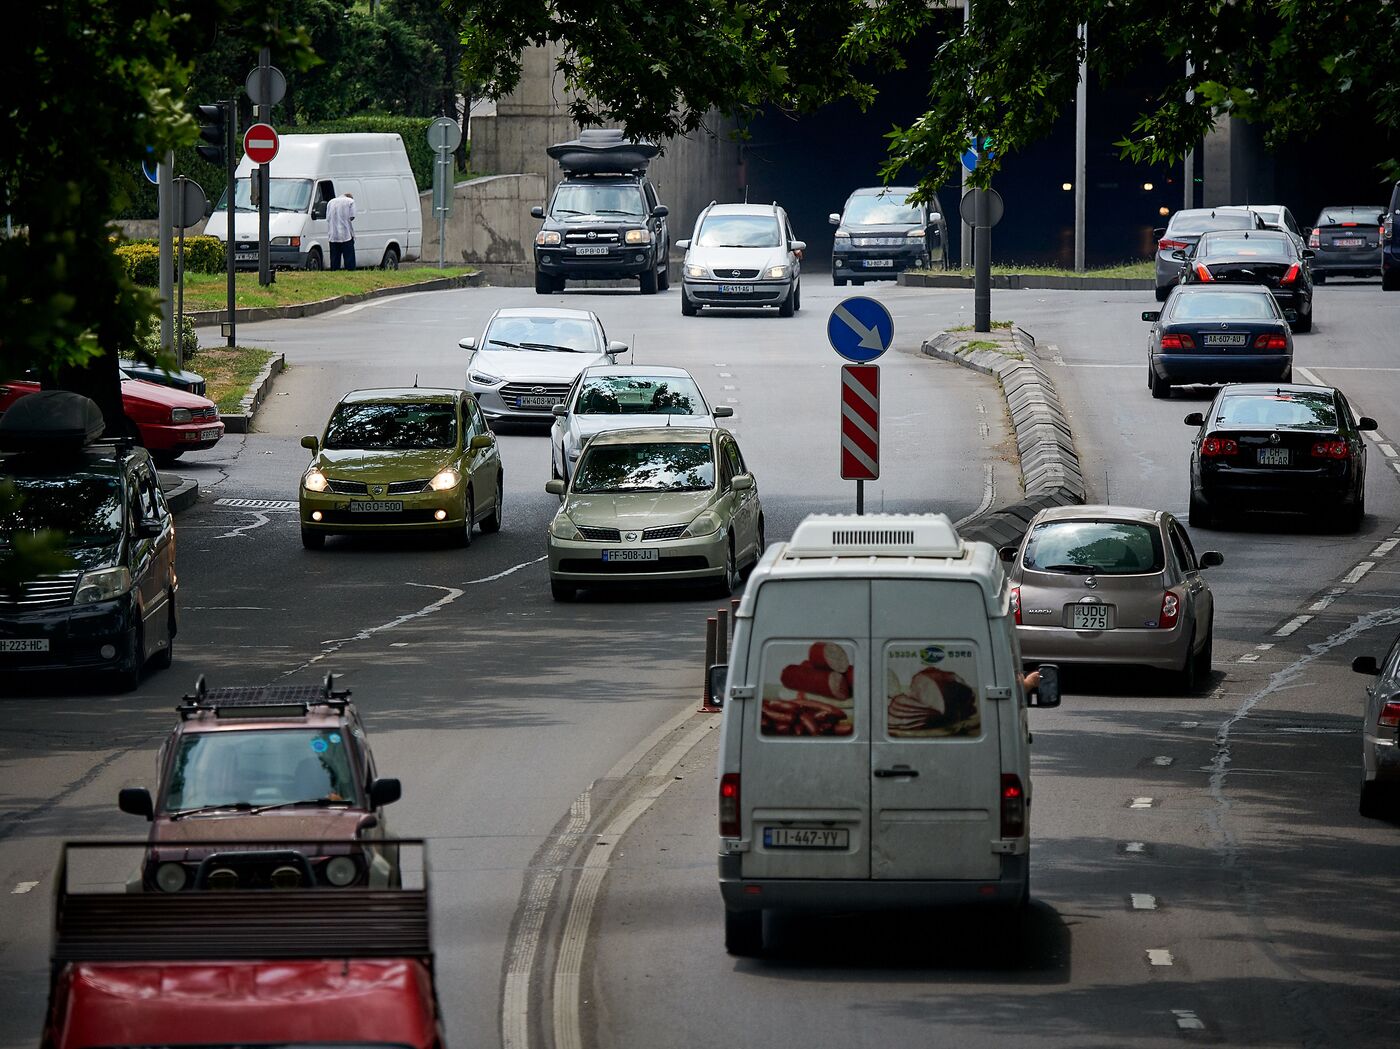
[189,271,484,329]
[921,328,1086,547]
[158,476,200,515]
[221,353,286,434]
[901,271,1152,292]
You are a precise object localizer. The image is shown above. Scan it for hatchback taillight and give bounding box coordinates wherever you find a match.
[1280,263,1301,285]
[1010,586,1022,625]
[1161,333,1196,350]
[1159,238,1187,251]
[1253,333,1288,350]
[1000,774,1026,838]
[1311,439,1349,459]
[1308,229,1320,248]
[1194,263,1213,281]
[1380,701,1400,729]
[719,773,741,837]
[1200,435,1238,457]
[1159,591,1181,629]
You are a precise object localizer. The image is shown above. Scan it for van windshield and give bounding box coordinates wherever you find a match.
[1,475,124,548]
[213,178,314,214]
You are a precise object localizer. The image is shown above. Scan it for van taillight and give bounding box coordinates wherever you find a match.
[1159,591,1181,629]
[719,773,741,837]
[1000,774,1026,838]
[1379,700,1400,729]
[1010,586,1022,625]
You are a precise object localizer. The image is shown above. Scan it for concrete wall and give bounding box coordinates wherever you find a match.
[419,173,546,286]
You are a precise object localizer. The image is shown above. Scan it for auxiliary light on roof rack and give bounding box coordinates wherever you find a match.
[177,671,352,719]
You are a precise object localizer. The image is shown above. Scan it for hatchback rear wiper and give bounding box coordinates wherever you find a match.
[168,802,254,820]
[1037,563,1097,574]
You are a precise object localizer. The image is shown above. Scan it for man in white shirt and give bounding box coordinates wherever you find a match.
[325,191,357,270]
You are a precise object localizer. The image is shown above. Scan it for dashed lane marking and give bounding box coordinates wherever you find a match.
[1274,614,1313,637]
[1123,842,1147,854]
[1237,654,1261,663]
[1173,1010,1206,1031]
[1342,561,1376,585]
[1147,949,1174,966]
[1130,797,1155,809]
[1255,642,1275,650]
[1380,444,1397,458]
[1130,893,1158,911]
[1372,539,1399,557]
[10,881,38,894]
[1152,756,1174,767]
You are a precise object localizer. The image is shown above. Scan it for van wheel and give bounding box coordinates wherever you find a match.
[380,245,400,270]
[151,601,176,671]
[304,247,323,271]
[111,625,143,693]
[1359,777,1391,819]
[724,909,763,956]
[778,283,795,317]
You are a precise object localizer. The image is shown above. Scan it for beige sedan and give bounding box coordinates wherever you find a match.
[544,427,764,601]
[1003,506,1223,691]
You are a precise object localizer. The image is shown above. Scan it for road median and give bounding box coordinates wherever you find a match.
[187,269,483,328]
[901,271,1152,291]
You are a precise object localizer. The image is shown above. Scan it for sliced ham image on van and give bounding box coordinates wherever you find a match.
[761,641,854,736]
[885,645,980,737]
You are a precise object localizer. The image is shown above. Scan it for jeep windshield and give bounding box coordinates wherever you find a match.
[551,184,645,218]
[164,729,361,814]
[0,474,123,548]
[571,442,715,493]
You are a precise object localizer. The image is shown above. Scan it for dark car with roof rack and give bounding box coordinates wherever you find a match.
[530,129,671,295]
[117,674,402,892]
[1,392,177,691]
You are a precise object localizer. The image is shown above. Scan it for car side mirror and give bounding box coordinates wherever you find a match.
[607,340,629,355]
[1184,412,1205,427]
[1029,664,1061,708]
[1352,655,1380,676]
[531,205,545,219]
[135,517,163,539]
[369,777,401,808]
[1170,249,1186,261]
[1141,310,1161,322]
[999,546,1018,563]
[675,239,690,250]
[651,204,669,218]
[551,403,569,417]
[118,787,154,820]
[828,213,841,226]
[545,479,566,496]
[312,202,327,220]
[713,405,734,418]
[791,240,806,253]
[730,474,755,492]
[469,434,493,450]
[300,435,319,452]
[459,336,478,351]
[928,212,941,223]
[1302,249,1316,259]
[707,664,729,706]
[1199,550,1224,569]
[1153,227,1166,238]
[1359,417,1379,431]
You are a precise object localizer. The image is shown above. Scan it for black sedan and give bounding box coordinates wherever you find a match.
[1184,383,1375,531]
[1307,205,1385,282]
[1174,229,1315,332]
[1143,285,1292,399]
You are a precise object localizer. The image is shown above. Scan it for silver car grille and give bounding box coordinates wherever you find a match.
[578,526,622,541]
[642,525,687,541]
[326,479,369,495]
[0,570,81,610]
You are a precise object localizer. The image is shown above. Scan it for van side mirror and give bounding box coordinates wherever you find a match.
[1199,550,1224,568]
[791,240,806,253]
[707,664,728,706]
[828,213,841,226]
[312,202,327,220]
[1359,416,1379,431]
[1141,311,1161,323]
[369,777,401,808]
[551,403,569,417]
[1029,664,1061,708]
[118,787,154,820]
[713,405,734,418]
[1352,655,1380,676]
[469,434,493,451]
[998,546,1018,563]
[545,479,566,496]
[1183,412,1205,427]
[531,205,545,219]
[651,204,669,218]
[135,517,163,539]
[928,212,941,224]
[300,435,319,452]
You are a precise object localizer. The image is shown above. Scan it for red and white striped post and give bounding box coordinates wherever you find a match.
[840,364,879,514]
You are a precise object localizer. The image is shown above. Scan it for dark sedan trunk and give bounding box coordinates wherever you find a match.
[1198,259,1294,287]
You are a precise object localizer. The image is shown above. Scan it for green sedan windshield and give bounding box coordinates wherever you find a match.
[572,442,715,493]
[324,403,457,450]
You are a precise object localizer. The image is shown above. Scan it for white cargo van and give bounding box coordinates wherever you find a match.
[207,133,422,271]
[712,514,1061,955]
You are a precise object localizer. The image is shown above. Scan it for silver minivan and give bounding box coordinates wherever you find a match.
[711,514,1060,955]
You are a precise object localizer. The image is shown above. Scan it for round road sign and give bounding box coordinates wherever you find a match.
[958,188,1004,228]
[827,296,895,363]
[243,123,279,165]
[427,116,462,153]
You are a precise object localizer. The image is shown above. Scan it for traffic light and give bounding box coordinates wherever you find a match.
[195,103,226,165]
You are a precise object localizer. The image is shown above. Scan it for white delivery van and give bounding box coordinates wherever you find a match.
[207,133,422,271]
[712,514,1061,955]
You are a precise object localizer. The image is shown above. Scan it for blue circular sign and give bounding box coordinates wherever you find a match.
[827,296,895,363]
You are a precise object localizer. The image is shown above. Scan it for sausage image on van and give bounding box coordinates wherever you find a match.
[713,514,1061,956]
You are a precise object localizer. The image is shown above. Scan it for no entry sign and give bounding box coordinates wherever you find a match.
[840,365,879,481]
[243,123,279,165]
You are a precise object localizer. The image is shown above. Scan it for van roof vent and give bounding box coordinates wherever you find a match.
[785,514,963,558]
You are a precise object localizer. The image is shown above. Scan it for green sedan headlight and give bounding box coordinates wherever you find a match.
[683,509,723,538]
[550,515,582,540]
[430,468,461,491]
[303,469,328,492]
[74,566,132,605]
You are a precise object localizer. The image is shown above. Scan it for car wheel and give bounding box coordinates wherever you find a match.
[1149,371,1171,399]
[151,602,175,671]
[1293,310,1312,334]
[301,527,325,550]
[778,283,795,318]
[681,293,698,317]
[717,536,740,595]
[1177,628,1200,693]
[550,580,576,602]
[454,490,475,547]
[1384,268,1400,292]
[1191,622,1213,686]
[793,281,801,312]
[658,254,671,291]
[1339,487,1364,532]
[480,475,503,534]
[1359,776,1392,819]
[754,516,766,567]
[151,450,182,467]
[640,265,659,295]
[833,275,847,286]
[535,271,555,295]
[111,625,142,693]
[725,908,764,957]
[1313,272,1327,284]
[380,245,400,270]
[1188,492,1213,529]
[304,247,323,271]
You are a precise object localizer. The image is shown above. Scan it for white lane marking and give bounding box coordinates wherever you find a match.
[1277,726,1351,734]
[1176,721,1200,729]
[1392,462,1400,478]
[1124,841,1147,853]
[1237,653,1260,663]
[1152,756,1174,767]
[1296,365,1400,372]
[502,792,591,1049]
[1130,797,1154,809]
[1056,363,1139,369]
[1380,444,1397,458]
[1130,893,1158,910]
[1147,949,1174,966]
[553,717,717,1049]
[214,511,271,540]
[332,289,440,317]
[1256,642,1275,650]
[1309,595,1337,612]
[10,881,38,894]
[718,372,733,378]
[1274,614,1313,637]
[954,464,996,528]
[462,555,548,587]
[1294,365,1325,386]
[389,642,409,648]
[1342,561,1375,585]
[1372,539,1399,557]
[1173,1009,1206,1030]
[214,498,297,511]
[605,701,705,782]
[281,582,464,677]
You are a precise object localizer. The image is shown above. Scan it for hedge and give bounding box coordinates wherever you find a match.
[138,315,200,361]
[115,236,226,286]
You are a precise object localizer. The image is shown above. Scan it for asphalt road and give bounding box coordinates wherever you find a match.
[0,278,1012,1049]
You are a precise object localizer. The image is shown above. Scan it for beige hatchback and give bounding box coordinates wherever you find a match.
[1003,506,1223,690]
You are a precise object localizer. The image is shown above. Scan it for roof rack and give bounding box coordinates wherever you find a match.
[177,672,352,720]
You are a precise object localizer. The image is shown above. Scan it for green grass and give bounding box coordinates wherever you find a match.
[950,320,1014,331]
[962,339,1001,352]
[918,260,1154,279]
[188,346,276,414]
[181,267,477,312]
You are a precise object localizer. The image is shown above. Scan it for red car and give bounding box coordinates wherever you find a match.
[0,372,223,466]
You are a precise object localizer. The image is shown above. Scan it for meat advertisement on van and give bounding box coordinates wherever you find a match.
[885,644,980,737]
[760,641,854,737]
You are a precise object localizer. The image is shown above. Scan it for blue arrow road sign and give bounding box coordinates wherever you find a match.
[141,158,159,185]
[827,296,895,363]
[961,148,979,172]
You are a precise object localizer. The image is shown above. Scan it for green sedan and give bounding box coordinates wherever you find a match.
[544,426,764,600]
[299,388,503,549]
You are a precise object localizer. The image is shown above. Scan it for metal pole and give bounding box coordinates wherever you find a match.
[158,152,174,353]
[974,185,991,332]
[857,478,865,515]
[1074,23,1087,273]
[225,99,237,348]
[438,149,448,270]
[257,48,273,286]
[176,182,186,370]
[960,1,973,270]
[1184,58,1195,211]
[716,607,729,665]
[703,617,718,706]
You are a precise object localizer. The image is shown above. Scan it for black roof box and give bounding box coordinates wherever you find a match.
[547,129,659,175]
[0,390,106,452]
